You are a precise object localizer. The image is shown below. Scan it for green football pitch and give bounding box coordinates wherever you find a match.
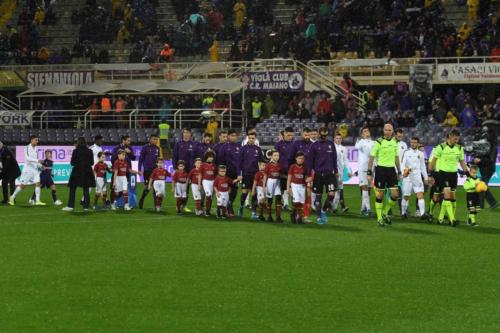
[1,185,499,332]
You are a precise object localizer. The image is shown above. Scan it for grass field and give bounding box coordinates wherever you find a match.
[1,185,499,332]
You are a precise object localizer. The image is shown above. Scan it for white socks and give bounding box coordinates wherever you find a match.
[362,190,370,211]
[333,192,340,210]
[35,187,41,201]
[282,191,289,207]
[401,198,409,214]
[418,199,425,216]
[11,186,22,199]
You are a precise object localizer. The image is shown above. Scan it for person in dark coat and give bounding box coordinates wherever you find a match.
[63,137,96,211]
[0,141,21,204]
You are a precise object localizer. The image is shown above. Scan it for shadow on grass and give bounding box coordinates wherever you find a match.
[385,225,440,235]
[268,221,364,233]
[465,226,500,235]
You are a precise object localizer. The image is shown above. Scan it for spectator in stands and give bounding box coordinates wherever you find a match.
[233,0,246,29]
[264,94,275,117]
[117,22,131,43]
[442,111,459,127]
[160,43,174,62]
[112,0,124,18]
[34,7,45,25]
[250,96,263,126]
[460,103,477,128]
[115,96,127,127]
[209,40,219,62]
[37,47,49,64]
[316,94,332,124]
[101,96,112,126]
[467,0,479,21]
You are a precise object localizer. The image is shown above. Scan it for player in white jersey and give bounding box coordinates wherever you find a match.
[395,129,408,164]
[241,126,260,147]
[9,135,46,206]
[400,137,428,219]
[354,126,374,216]
[86,135,108,203]
[89,135,104,166]
[332,133,351,213]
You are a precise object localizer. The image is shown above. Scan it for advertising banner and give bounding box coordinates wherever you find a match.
[0,111,34,126]
[0,70,24,90]
[241,71,305,92]
[437,63,500,82]
[409,64,433,94]
[15,145,174,184]
[15,145,500,186]
[26,71,94,88]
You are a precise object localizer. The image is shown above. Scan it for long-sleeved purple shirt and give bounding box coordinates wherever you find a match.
[274,139,294,172]
[289,139,311,162]
[139,144,160,171]
[220,142,241,177]
[240,144,263,176]
[194,142,214,160]
[173,139,195,171]
[213,142,226,165]
[111,144,136,167]
[308,139,338,175]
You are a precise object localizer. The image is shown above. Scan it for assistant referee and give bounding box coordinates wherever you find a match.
[367,123,401,226]
[428,129,468,226]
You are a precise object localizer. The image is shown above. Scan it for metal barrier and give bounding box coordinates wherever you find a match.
[17,108,244,130]
[308,56,498,84]
[0,95,18,111]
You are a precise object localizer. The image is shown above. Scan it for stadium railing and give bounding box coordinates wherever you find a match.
[308,56,498,85]
[23,107,244,130]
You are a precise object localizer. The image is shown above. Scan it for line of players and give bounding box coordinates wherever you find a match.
[7,125,488,226]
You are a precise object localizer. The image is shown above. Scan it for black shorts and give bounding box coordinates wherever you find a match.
[40,177,54,188]
[466,192,480,210]
[160,139,168,148]
[436,171,458,191]
[143,169,153,183]
[241,174,254,190]
[312,172,338,194]
[374,166,398,189]
[429,184,440,195]
[280,172,288,190]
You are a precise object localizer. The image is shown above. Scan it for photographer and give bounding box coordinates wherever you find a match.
[473,122,499,209]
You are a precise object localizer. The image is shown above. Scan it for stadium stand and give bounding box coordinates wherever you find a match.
[2,1,498,64]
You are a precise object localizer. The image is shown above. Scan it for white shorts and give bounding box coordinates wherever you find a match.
[174,182,187,198]
[202,179,214,196]
[191,184,202,200]
[291,183,306,204]
[19,168,40,185]
[256,186,265,201]
[402,176,425,196]
[153,180,165,197]
[266,178,281,198]
[114,176,128,192]
[217,191,229,206]
[358,170,369,187]
[95,177,107,194]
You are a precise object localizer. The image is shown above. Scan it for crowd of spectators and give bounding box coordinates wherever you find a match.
[0,0,58,65]
[2,0,498,65]
[247,85,500,137]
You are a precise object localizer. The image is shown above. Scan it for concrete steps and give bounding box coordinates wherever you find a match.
[272,0,299,25]
[443,2,468,28]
